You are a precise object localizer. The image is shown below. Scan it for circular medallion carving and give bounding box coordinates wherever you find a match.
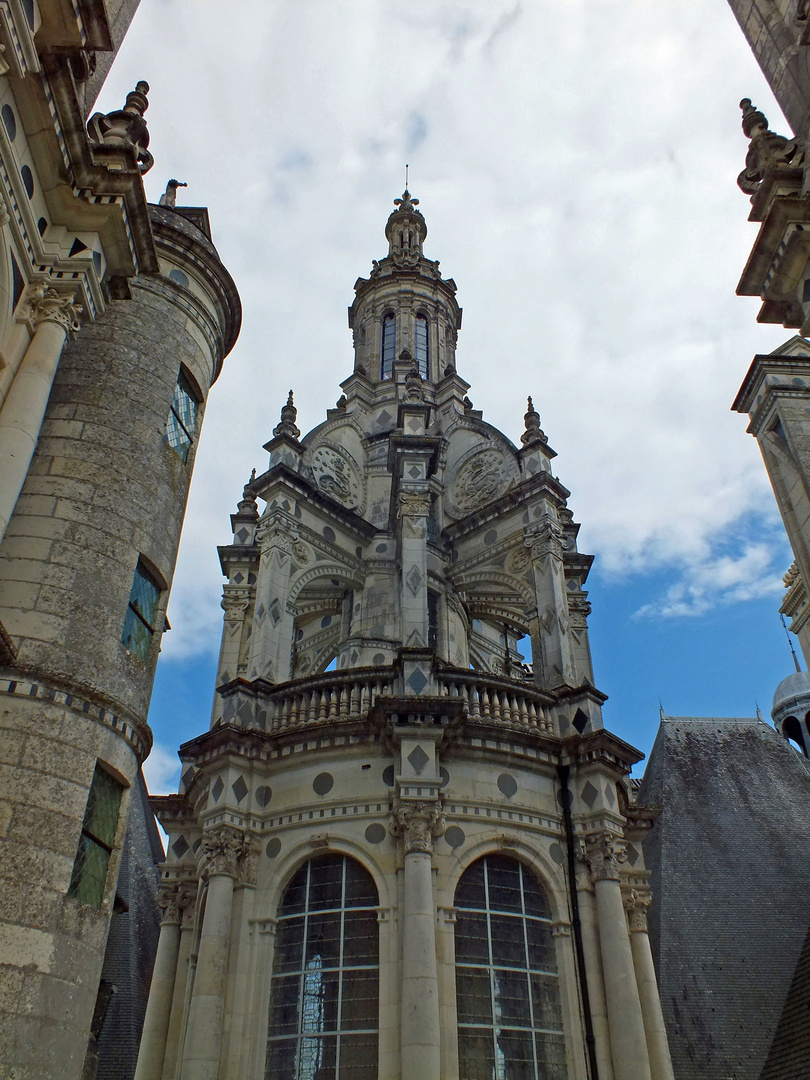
[451,450,509,513]
[311,445,362,509]
[507,545,531,574]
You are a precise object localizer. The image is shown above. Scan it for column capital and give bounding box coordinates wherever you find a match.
[22,284,82,333]
[623,888,653,932]
[391,800,445,854]
[198,824,250,880]
[583,831,627,883]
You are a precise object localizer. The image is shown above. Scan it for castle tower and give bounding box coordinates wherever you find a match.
[0,7,241,1073]
[141,193,673,1080]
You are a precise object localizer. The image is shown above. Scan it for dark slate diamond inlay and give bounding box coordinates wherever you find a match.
[626,843,640,866]
[236,528,249,543]
[605,784,616,808]
[408,464,421,478]
[572,708,589,734]
[232,775,248,804]
[172,835,189,858]
[407,667,428,695]
[181,767,195,789]
[408,745,430,775]
[580,781,598,809]
[211,776,224,803]
[233,571,245,584]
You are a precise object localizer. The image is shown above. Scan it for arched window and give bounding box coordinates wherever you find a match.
[415,313,429,379]
[266,854,379,1080]
[454,854,566,1079]
[381,313,396,379]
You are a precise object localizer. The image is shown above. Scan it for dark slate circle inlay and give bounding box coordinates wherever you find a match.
[21,165,34,199]
[484,529,498,545]
[440,767,450,788]
[445,825,466,849]
[313,772,334,796]
[382,765,395,788]
[2,104,15,141]
[256,785,272,807]
[323,526,336,542]
[365,823,386,844]
[498,773,518,798]
[266,837,281,859]
[169,267,190,288]
[549,842,565,865]
[372,652,385,665]
[37,217,47,236]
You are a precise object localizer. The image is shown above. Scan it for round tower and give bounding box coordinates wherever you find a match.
[0,202,239,1077]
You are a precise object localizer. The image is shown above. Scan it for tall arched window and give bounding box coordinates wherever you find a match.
[415,313,429,379]
[454,854,566,1079]
[266,854,379,1080]
[381,313,396,379]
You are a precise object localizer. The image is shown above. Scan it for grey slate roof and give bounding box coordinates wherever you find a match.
[94,770,163,1080]
[760,916,810,1079]
[638,716,810,1080]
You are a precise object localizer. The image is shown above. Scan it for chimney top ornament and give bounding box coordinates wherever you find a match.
[737,98,801,196]
[87,80,154,174]
[273,389,301,441]
[521,396,548,446]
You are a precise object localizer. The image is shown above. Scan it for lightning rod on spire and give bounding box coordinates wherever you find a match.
[780,612,802,673]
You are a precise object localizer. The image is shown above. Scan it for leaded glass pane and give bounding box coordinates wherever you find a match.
[122,560,161,661]
[455,910,489,964]
[67,832,109,907]
[164,369,199,463]
[338,1032,378,1078]
[67,765,123,909]
[267,856,379,1080]
[381,314,396,379]
[415,314,428,378]
[454,855,565,1080]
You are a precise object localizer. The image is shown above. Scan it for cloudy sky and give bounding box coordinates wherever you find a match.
[95,0,799,791]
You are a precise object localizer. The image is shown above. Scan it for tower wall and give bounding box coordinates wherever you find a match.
[0,207,239,1079]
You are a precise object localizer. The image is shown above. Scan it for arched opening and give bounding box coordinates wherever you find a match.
[380,312,396,380]
[267,854,379,1079]
[454,854,565,1078]
[415,313,429,379]
[782,714,807,756]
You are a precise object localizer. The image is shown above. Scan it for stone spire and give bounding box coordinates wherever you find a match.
[272,390,300,440]
[521,396,548,446]
[385,189,427,264]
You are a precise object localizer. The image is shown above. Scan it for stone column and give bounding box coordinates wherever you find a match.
[574,856,615,1080]
[135,886,186,1080]
[585,832,652,1080]
[391,801,445,1080]
[0,285,81,541]
[180,826,247,1080]
[525,505,578,687]
[625,890,675,1080]
[162,885,197,1080]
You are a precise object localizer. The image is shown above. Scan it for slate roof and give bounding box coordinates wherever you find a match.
[94,770,163,1080]
[638,716,810,1080]
[760,918,810,1079]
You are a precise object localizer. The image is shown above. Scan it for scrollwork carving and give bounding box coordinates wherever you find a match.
[524,518,565,561]
[23,284,82,334]
[199,825,249,880]
[397,492,431,519]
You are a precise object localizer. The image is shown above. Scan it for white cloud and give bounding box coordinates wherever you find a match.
[96,0,795,664]
[142,742,181,796]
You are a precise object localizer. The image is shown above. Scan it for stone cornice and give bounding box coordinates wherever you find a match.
[250,462,377,539]
[443,472,571,542]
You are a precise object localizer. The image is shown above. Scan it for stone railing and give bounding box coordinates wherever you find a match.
[436,671,554,734]
[222,666,553,737]
[226,668,397,734]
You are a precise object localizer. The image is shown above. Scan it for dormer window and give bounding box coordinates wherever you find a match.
[381,312,396,379]
[415,314,429,379]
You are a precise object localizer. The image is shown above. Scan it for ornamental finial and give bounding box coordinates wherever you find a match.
[521,395,548,446]
[737,97,801,196]
[273,389,300,440]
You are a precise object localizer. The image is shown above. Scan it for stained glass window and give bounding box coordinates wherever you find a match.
[67,764,123,909]
[455,854,566,1080]
[415,313,429,379]
[381,313,396,380]
[121,559,161,661]
[165,368,199,463]
[267,855,379,1080]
